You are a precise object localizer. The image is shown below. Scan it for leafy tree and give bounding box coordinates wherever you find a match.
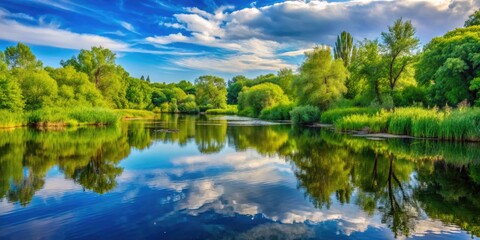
[381,18,419,97]
[19,70,58,110]
[61,46,116,88]
[0,52,24,111]
[48,66,105,107]
[277,68,294,98]
[416,26,480,106]
[465,9,480,27]
[151,90,167,107]
[227,75,248,104]
[4,43,42,70]
[125,77,152,109]
[334,31,356,68]
[297,47,348,109]
[350,40,388,104]
[176,80,195,95]
[195,75,227,110]
[238,82,289,117]
[334,31,357,98]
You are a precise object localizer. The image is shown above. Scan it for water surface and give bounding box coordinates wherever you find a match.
[1,114,480,239]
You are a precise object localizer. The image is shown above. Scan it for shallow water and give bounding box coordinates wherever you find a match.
[1,114,480,239]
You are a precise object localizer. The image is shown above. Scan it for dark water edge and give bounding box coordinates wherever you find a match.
[1,114,479,239]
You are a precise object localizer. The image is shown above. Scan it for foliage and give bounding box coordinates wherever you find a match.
[227,75,248,104]
[334,112,389,133]
[465,9,480,27]
[195,75,227,110]
[238,82,290,117]
[416,25,480,106]
[381,18,419,98]
[297,47,348,109]
[259,103,295,120]
[290,105,321,125]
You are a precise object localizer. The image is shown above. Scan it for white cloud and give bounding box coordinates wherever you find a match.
[119,21,139,34]
[0,8,34,21]
[145,0,479,73]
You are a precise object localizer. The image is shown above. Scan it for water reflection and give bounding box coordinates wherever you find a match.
[1,114,480,239]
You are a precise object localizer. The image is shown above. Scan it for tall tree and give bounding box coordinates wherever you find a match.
[334,31,355,68]
[334,31,357,98]
[277,68,294,98]
[297,47,348,109]
[227,75,247,104]
[0,52,24,111]
[195,75,227,109]
[61,46,116,88]
[465,9,480,27]
[4,43,42,70]
[381,18,419,97]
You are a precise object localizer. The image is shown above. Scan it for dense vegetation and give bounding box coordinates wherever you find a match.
[0,10,479,140]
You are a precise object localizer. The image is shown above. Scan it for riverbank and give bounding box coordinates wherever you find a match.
[0,108,156,129]
[319,107,480,142]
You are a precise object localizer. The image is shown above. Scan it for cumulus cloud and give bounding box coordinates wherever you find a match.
[145,0,480,73]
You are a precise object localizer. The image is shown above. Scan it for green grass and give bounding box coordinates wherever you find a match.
[205,105,238,115]
[0,110,26,128]
[26,107,122,127]
[290,105,321,125]
[331,107,480,141]
[320,107,379,124]
[113,109,156,119]
[334,111,388,133]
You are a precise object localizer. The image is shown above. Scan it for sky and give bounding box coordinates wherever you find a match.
[0,0,478,83]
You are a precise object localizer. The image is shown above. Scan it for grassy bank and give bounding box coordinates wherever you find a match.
[205,105,238,115]
[0,108,156,128]
[326,107,480,141]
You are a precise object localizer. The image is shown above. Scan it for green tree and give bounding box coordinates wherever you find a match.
[4,43,42,70]
[277,68,294,98]
[416,26,480,106]
[195,75,227,110]
[227,75,247,104]
[350,40,387,104]
[381,18,419,97]
[238,82,289,117]
[0,52,24,111]
[19,70,58,110]
[465,9,480,27]
[334,31,355,68]
[61,46,116,88]
[48,66,105,107]
[297,47,348,109]
[334,31,357,98]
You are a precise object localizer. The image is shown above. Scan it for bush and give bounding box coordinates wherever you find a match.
[205,105,238,115]
[259,103,295,120]
[290,106,321,125]
[238,107,255,118]
[320,107,378,124]
[238,83,289,117]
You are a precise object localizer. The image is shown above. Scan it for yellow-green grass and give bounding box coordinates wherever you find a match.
[320,107,379,124]
[113,109,156,119]
[205,105,238,115]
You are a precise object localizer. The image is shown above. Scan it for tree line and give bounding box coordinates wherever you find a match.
[0,9,479,120]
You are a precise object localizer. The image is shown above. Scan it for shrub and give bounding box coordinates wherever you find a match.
[290,106,321,125]
[238,83,289,117]
[259,103,295,120]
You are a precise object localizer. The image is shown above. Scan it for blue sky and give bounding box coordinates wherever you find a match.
[0,0,477,83]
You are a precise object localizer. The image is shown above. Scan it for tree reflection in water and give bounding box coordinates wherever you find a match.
[1,115,480,237]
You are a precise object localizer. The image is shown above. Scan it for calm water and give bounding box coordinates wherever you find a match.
[1,114,480,240]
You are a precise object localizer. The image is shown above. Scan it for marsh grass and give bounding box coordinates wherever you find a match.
[205,105,238,115]
[113,109,156,119]
[0,110,26,128]
[320,107,378,124]
[333,107,480,141]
